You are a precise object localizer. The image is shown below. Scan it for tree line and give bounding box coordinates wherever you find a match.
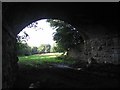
[16,41,63,56]
[16,19,83,56]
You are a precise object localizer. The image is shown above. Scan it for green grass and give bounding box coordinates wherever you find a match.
[18,53,75,68]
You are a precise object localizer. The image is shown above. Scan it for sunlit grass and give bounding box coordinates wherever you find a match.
[18,53,75,68]
[18,53,63,61]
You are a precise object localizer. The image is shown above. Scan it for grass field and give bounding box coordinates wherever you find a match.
[18,53,75,68]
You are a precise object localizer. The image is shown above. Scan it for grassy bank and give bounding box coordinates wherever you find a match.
[18,53,75,68]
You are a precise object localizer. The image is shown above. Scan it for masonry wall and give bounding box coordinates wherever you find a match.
[2,27,18,88]
[68,34,120,64]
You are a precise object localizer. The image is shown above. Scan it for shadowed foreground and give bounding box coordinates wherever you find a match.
[13,63,119,88]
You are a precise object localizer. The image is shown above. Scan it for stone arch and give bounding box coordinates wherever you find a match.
[3,3,94,39]
[3,4,89,88]
[2,2,119,88]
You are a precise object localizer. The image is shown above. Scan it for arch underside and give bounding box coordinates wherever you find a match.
[2,2,119,88]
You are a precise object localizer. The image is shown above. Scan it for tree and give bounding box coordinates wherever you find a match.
[47,19,84,55]
[31,47,38,54]
[38,44,51,53]
[52,43,64,53]
[45,44,51,53]
[27,21,38,29]
[16,31,30,43]
[16,21,39,56]
[38,44,45,53]
[16,42,32,56]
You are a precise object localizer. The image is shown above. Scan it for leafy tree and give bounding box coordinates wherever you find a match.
[38,44,46,53]
[52,43,64,53]
[17,42,32,56]
[16,31,30,43]
[27,21,38,29]
[38,44,51,53]
[47,19,84,55]
[16,21,39,56]
[31,47,38,54]
[45,44,51,53]
[16,30,32,56]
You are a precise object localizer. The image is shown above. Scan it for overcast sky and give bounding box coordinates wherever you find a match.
[18,19,56,47]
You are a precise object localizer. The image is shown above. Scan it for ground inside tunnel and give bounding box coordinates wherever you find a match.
[13,61,119,88]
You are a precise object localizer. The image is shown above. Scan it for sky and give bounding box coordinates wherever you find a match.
[18,19,56,47]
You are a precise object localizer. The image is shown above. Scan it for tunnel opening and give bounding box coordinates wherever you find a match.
[16,18,85,65]
[2,2,119,88]
[14,19,87,88]
[13,19,119,88]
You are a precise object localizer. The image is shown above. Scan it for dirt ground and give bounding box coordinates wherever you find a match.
[13,64,119,88]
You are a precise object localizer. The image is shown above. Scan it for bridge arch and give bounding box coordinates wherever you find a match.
[2,2,119,88]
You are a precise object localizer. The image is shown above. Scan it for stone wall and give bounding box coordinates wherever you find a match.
[68,34,120,64]
[2,26,18,88]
